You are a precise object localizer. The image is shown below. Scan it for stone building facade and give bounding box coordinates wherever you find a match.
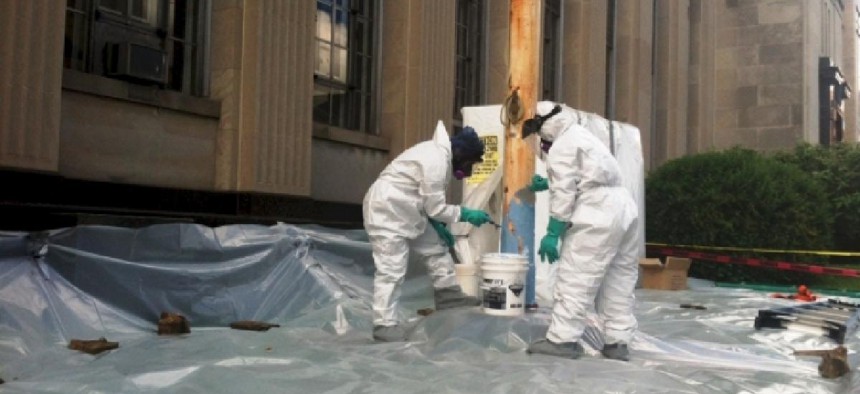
[0,0,856,227]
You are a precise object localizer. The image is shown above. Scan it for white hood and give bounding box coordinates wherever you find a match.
[536,101,576,143]
[432,120,452,156]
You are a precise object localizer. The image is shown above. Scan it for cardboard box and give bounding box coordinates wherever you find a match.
[639,257,692,290]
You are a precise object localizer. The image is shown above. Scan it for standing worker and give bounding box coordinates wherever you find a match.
[523,102,640,361]
[363,121,494,342]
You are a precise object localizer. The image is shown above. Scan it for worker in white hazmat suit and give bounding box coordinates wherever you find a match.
[363,121,494,342]
[522,102,640,361]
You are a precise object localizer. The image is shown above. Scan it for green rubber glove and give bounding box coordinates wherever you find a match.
[538,217,569,263]
[428,218,455,247]
[527,175,549,192]
[459,207,492,226]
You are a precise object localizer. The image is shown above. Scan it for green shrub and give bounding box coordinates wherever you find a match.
[773,143,860,252]
[646,148,834,284]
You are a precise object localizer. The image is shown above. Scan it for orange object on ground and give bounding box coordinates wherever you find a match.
[770,285,818,302]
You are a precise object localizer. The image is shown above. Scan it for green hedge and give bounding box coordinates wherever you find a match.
[645,147,834,285]
[773,143,860,252]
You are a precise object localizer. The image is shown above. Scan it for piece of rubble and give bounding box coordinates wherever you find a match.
[157,312,191,335]
[417,308,435,316]
[229,320,281,331]
[794,346,850,379]
[68,337,119,355]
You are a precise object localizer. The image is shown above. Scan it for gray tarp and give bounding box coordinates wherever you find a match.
[1,223,858,393]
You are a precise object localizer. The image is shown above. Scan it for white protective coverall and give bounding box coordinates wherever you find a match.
[538,102,640,346]
[363,121,461,326]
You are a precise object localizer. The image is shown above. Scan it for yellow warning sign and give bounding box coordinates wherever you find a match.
[467,135,499,185]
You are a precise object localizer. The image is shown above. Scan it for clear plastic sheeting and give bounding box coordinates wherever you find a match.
[580,113,647,259]
[455,105,506,266]
[1,224,858,393]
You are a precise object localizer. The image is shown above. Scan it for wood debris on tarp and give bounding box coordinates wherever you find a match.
[68,338,119,355]
[794,346,851,379]
[229,321,281,331]
[158,312,191,335]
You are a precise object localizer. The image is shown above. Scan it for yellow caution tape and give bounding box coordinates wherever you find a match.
[646,243,860,258]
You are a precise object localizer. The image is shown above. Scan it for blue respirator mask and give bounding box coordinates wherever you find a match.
[451,127,485,180]
[452,155,482,180]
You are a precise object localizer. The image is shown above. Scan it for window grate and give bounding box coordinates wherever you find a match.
[63,0,208,97]
[542,0,561,101]
[454,0,485,122]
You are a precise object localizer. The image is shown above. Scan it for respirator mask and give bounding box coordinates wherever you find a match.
[521,104,562,157]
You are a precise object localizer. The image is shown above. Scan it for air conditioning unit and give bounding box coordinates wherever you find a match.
[106,42,166,84]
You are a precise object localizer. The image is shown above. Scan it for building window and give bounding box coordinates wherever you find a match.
[542,0,561,101]
[63,0,210,97]
[454,0,485,123]
[314,0,378,134]
[819,57,851,146]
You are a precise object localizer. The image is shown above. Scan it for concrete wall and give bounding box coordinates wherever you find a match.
[60,91,218,189]
[653,0,860,168]
[717,0,805,152]
[310,139,388,204]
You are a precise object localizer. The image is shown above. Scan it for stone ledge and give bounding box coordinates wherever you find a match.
[62,69,221,119]
[312,123,390,151]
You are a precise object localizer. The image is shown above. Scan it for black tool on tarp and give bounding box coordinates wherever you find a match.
[754,299,860,344]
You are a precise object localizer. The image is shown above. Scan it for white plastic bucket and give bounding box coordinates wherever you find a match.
[479,253,529,316]
[455,264,481,298]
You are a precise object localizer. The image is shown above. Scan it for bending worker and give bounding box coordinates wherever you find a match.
[523,102,640,361]
[363,121,494,342]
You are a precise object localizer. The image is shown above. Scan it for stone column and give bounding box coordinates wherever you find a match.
[687,0,716,158]
[380,0,457,156]
[843,0,860,142]
[211,0,314,195]
[487,1,511,103]
[0,1,64,171]
[652,0,690,166]
[613,0,654,136]
[561,0,608,114]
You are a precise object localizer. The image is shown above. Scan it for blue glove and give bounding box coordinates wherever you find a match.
[538,217,569,263]
[527,175,549,192]
[459,207,492,226]
[428,218,455,247]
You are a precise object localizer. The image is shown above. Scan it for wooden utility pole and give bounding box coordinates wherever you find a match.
[501,0,540,308]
